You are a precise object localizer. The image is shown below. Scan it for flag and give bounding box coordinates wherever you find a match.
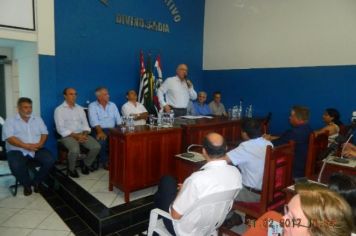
[138,51,146,103]
[138,52,156,114]
[154,55,163,92]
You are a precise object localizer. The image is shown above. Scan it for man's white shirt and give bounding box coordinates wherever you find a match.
[121,101,147,126]
[157,76,197,109]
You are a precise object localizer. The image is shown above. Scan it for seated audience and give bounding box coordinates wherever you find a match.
[314,108,342,144]
[223,118,272,227]
[226,118,272,202]
[243,183,354,236]
[264,105,312,178]
[2,97,55,196]
[208,91,227,116]
[328,173,356,235]
[54,88,101,178]
[121,90,148,125]
[154,133,242,235]
[88,87,121,169]
[187,91,212,116]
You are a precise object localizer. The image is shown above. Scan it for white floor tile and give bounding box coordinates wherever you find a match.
[109,195,125,207]
[71,179,97,191]
[0,208,21,225]
[0,175,16,189]
[130,186,157,201]
[36,212,70,231]
[2,209,52,228]
[99,172,109,181]
[24,197,53,212]
[88,180,110,193]
[0,226,32,236]
[77,169,106,181]
[28,229,70,236]
[90,192,117,207]
[0,193,39,209]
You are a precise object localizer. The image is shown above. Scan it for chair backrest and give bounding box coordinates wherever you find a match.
[305,131,329,178]
[175,188,239,236]
[0,123,6,160]
[259,141,295,213]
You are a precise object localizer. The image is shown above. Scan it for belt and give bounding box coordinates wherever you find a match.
[170,107,186,111]
[243,184,261,194]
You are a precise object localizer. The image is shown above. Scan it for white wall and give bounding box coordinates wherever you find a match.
[203,0,356,70]
[0,0,54,117]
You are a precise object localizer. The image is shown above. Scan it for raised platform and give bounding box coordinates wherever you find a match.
[46,166,155,236]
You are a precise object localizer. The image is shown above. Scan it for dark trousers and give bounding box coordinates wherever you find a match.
[171,107,187,117]
[7,149,55,188]
[93,128,110,164]
[154,176,178,235]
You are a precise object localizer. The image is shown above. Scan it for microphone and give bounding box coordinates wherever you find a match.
[184,74,192,88]
[181,144,203,158]
[317,122,355,182]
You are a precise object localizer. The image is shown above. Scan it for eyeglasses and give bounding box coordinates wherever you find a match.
[283,204,310,228]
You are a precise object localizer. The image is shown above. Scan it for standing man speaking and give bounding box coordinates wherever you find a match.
[157,64,197,116]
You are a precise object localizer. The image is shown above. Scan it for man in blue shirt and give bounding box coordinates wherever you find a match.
[187,91,212,116]
[2,97,55,196]
[264,106,312,178]
[88,87,121,169]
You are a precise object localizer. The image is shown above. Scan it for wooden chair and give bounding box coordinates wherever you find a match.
[219,141,295,235]
[304,131,329,179]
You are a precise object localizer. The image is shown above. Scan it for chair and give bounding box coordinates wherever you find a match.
[147,188,240,236]
[221,141,295,236]
[304,131,329,178]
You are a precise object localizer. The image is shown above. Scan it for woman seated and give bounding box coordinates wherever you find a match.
[314,108,342,144]
[242,183,354,236]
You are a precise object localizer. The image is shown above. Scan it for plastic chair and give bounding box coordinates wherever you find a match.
[305,131,329,178]
[234,141,294,218]
[147,188,240,236]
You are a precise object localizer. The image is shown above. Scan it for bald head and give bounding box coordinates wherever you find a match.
[176,64,188,80]
[202,133,226,159]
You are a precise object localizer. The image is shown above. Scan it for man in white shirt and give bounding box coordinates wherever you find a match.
[157,64,197,116]
[88,87,121,169]
[54,88,101,178]
[121,90,148,126]
[154,133,242,235]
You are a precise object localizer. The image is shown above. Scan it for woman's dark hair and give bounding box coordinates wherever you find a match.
[325,108,343,126]
[328,173,356,231]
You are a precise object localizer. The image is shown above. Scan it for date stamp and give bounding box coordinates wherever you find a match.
[245,218,336,229]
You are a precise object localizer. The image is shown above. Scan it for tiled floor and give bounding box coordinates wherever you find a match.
[0,161,72,236]
[70,168,157,208]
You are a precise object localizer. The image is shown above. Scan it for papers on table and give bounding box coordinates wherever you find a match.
[325,156,356,168]
[180,115,213,119]
[176,152,205,163]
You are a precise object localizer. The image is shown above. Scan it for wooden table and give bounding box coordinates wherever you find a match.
[109,126,182,202]
[319,156,356,183]
[180,117,242,150]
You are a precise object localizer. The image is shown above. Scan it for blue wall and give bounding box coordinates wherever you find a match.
[39,0,205,152]
[203,66,356,134]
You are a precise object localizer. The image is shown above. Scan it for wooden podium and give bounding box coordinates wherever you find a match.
[109,126,182,202]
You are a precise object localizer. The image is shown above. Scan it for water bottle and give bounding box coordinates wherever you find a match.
[248,105,253,118]
[238,99,243,118]
[157,112,163,126]
[128,115,135,131]
[169,110,175,127]
[232,105,238,119]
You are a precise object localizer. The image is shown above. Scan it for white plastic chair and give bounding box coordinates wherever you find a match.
[147,188,239,236]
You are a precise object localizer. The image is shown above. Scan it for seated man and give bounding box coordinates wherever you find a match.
[54,88,101,178]
[187,91,212,116]
[154,133,242,235]
[88,87,121,169]
[264,105,312,178]
[2,97,55,196]
[226,118,272,203]
[208,91,227,116]
[121,90,148,125]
